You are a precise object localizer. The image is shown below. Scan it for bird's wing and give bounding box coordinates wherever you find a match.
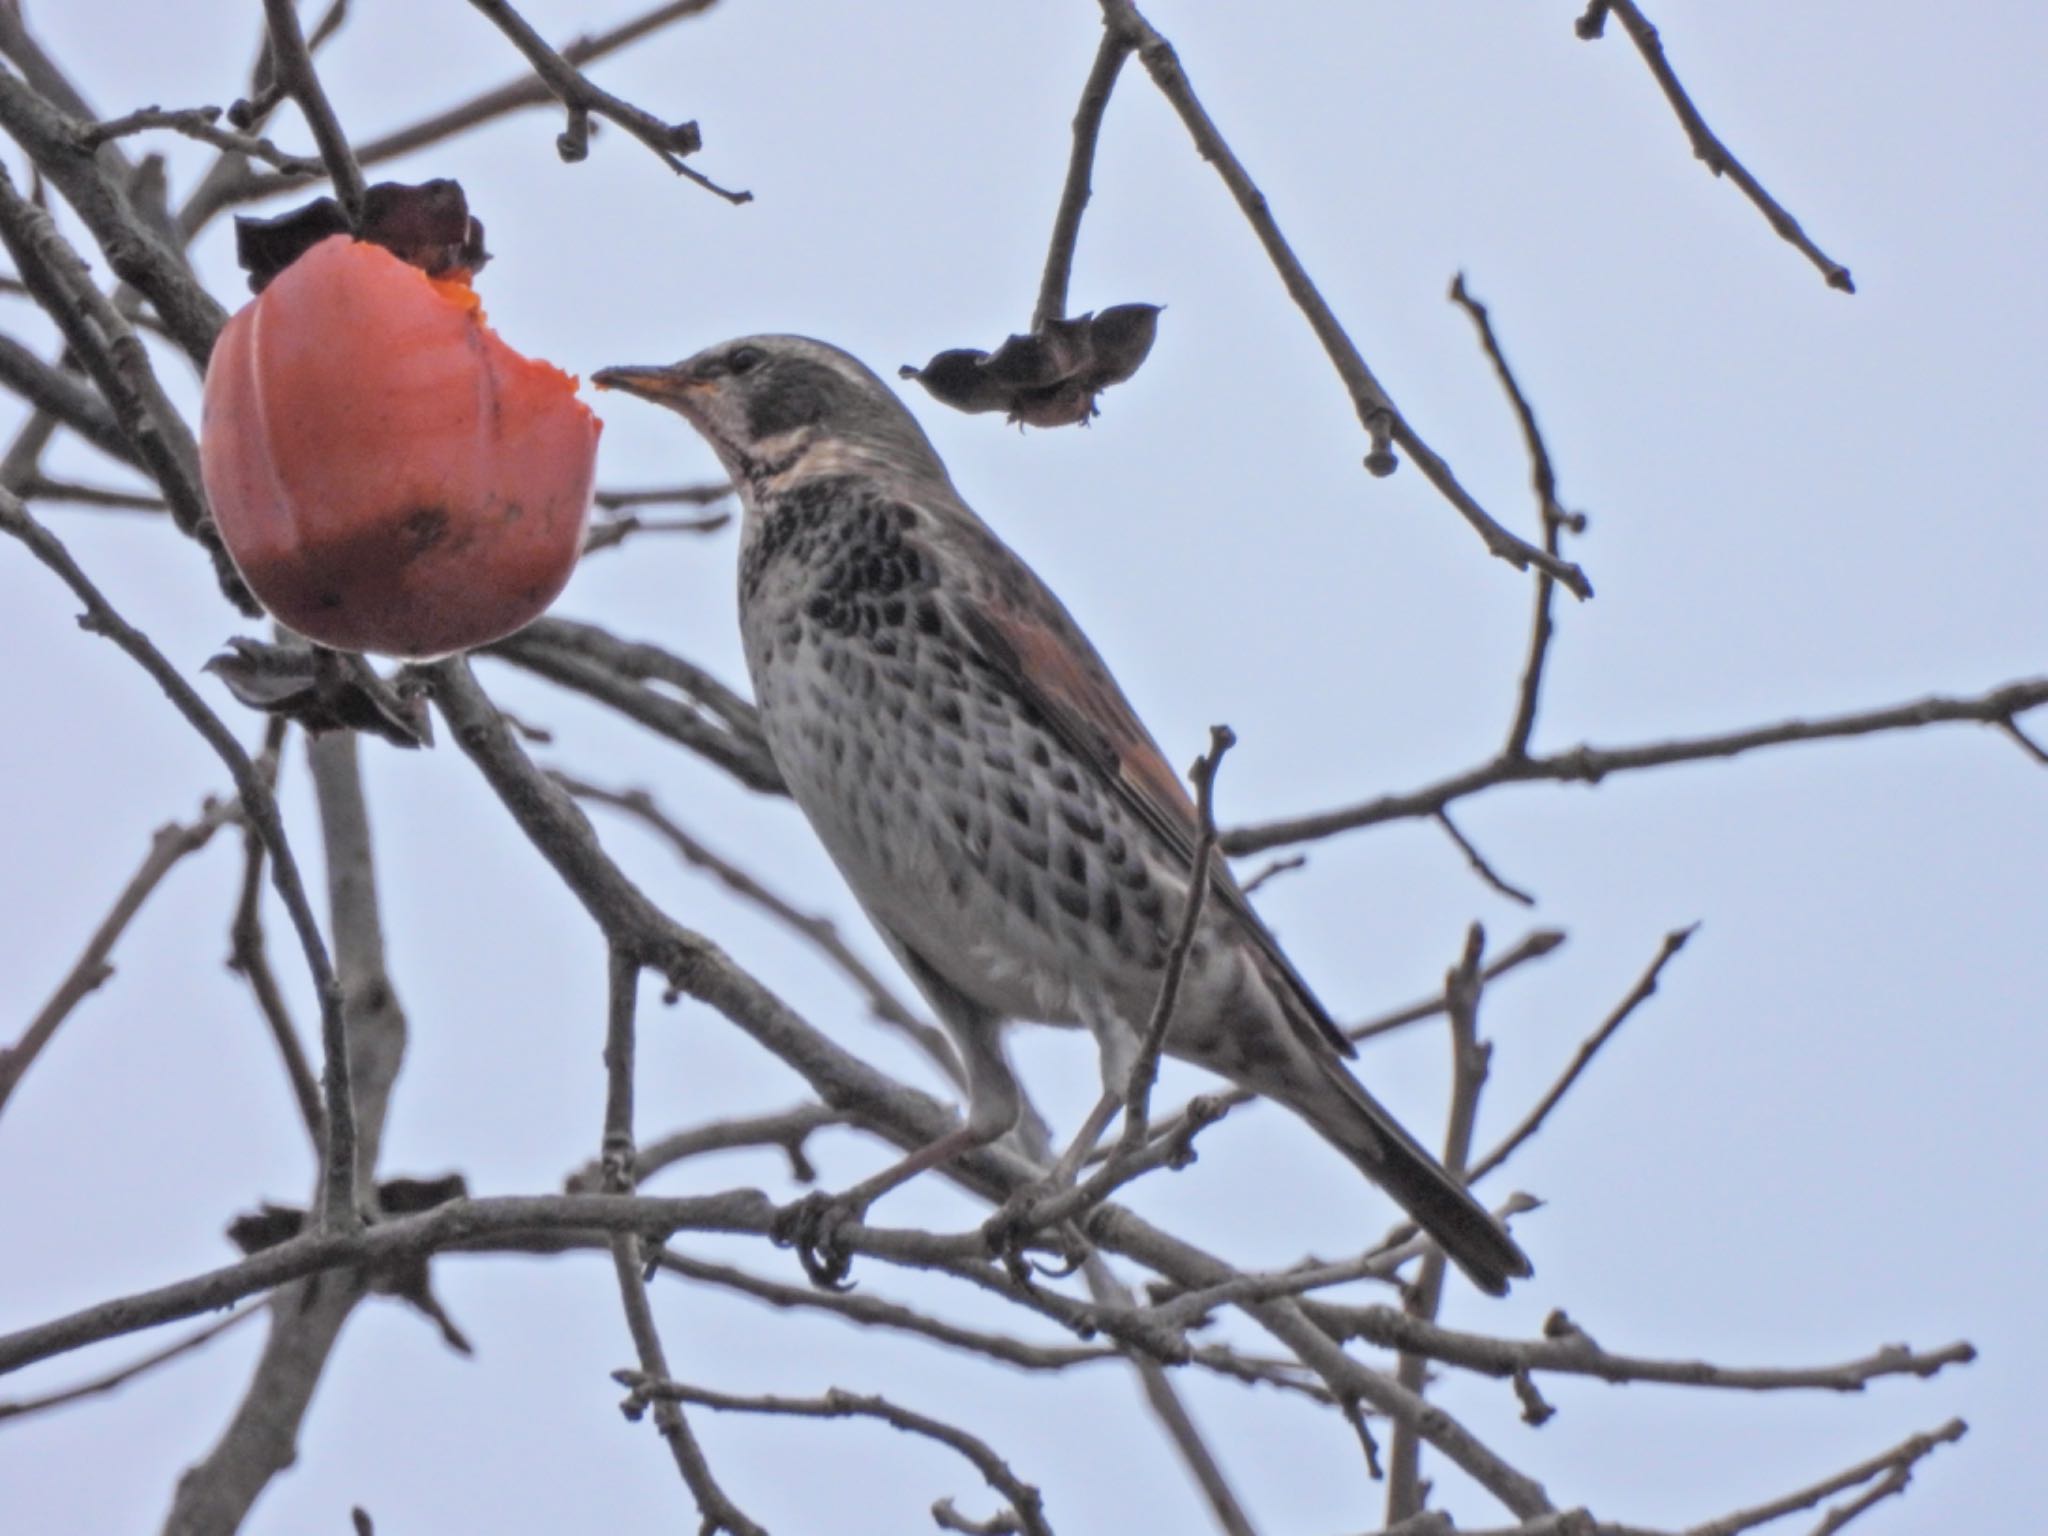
[932,509,1357,1061]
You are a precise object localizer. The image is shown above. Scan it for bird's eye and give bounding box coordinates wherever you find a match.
[727,345,765,376]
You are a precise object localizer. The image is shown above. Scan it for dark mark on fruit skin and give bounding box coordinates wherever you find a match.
[317,590,344,609]
[501,502,524,524]
[402,506,449,553]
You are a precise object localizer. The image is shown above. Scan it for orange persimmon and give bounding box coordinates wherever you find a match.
[201,233,600,657]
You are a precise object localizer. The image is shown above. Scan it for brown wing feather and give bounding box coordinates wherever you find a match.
[937,515,1357,1061]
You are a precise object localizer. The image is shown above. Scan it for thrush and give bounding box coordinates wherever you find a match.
[594,336,1532,1295]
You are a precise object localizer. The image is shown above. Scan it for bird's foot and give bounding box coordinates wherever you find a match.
[982,1183,1093,1283]
[771,1190,866,1291]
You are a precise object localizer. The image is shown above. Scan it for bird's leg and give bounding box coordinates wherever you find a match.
[1046,1090,1121,1188]
[774,1002,1021,1291]
[983,1003,1141,1274]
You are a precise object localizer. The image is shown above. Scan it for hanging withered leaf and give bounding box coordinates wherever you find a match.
[899,304,1162,428]
[232,178,491,293]
[205,638,434,748]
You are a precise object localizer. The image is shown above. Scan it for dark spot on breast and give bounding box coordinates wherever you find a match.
[1063,844,1087,884]
[1054,884,1090,921]
[1061,805,1104,842]
[1002,786,1031,826]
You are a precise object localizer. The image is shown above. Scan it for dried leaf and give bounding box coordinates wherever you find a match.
[900,304,1163,428]
[206,638,433,748]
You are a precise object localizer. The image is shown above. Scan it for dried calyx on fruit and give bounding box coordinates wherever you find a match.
[899,304,1162,428]
[201,179,600,660]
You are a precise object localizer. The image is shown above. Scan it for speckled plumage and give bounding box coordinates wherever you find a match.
[595,336,1531,1294]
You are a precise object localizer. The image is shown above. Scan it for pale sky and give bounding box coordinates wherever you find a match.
[2,3,2043,1531]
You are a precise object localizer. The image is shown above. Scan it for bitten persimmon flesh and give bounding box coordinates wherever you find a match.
[201,234,600,657]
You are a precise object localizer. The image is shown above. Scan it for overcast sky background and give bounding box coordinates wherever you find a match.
[2,2,2043,1531]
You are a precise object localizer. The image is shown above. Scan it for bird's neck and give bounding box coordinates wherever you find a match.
[729,428,949,507]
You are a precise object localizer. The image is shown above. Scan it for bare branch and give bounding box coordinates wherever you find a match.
[1310,1304,1973,1398]
[1575,1,1854,293]
[582,509,733,555]
[226,739,327,1151]
[0,495,355,1232]
[1447,273,1578,762]
[1099,0,1592,597]
[653,1246,1113,1372]
[0,1305,263,1424]
[1695,1418,1966,1536]
[1433,809,1536,906]
[0,794,241,1117]
[201,1,728,221]
[1122,725,1234,1147]
[569,1104,850,1191]
[163,728,410,1536]
[560,775,961,1084]
[485,618,782,794]
[1126,928,1566,1157]
[259,0,366,220]
[461,0,749,203]
[18,473,164,511]
[597,944,763,1533]
[1033,25,1132,331]
[1468,925,1694,1184]
[1387,926,1489,1522]
[1224,678,2048,855]
[620,1376,1053,1536]
[0,334,138,467]
[594,480,733,511]
[83,105,324,177]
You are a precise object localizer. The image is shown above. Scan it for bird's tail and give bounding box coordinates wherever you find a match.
[1289,1064,1532,1296]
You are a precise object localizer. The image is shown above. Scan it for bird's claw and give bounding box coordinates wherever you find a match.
[772,1190,862,1291]
[982,1187,1092,1283]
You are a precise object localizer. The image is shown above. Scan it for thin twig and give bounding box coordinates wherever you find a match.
[18,473,164,511]
[0,794,241,1116]
[653,1246,1112,1371]
[1576,1,1854,293]
[226,749,327,1151]
[485,618,781,794]
[196,0,726,222]
[1099,0,1592,597]
[621,1376,1053,1536]
[0,494,356,1231]
[561,776,961,1084]
[83,105,323,176]
[1386,925,1488,1522]
[0,1305,263,1423]
[1447,273,1577,761]
[259,0,365,221]
[1223,677,2048,854]
[1123,929,1566,1161]
[594,480,734,511]
[583,509,734,555]
[1467,924,1695,1183]
[600,945,764,1533]
[1033,25,1132,331]
[0,336,137,467]
[1433,809,1535,906]
[461,0,749,203]
[569,1104,850,1191]
[1694,1418,1965,1536]
[1120,725,1234,1148]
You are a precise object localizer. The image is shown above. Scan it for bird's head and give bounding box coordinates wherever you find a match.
[594,334,947,493]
